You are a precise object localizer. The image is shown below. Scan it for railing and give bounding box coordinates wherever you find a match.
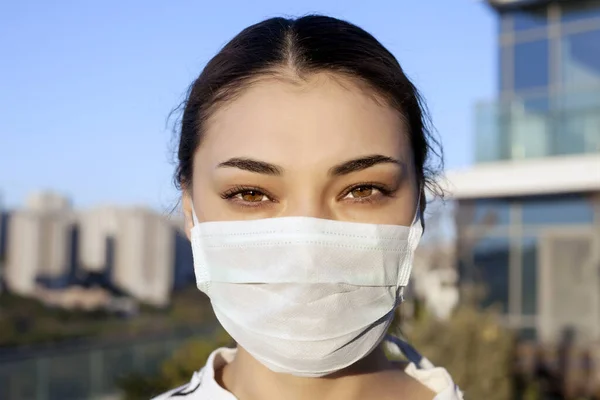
[475,88,600,163]
[0,327,214,400]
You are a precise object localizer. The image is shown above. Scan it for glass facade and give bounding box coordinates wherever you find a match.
[520,236,537,316]
[472,199,511,226]
[561,0,600,22]
[472,237,510,312]
[457,193,599,338]
[521,194,595,225]
[477,0,600,162]
[514,40,549,91]
[514,7,548,31]
[476,91,600,162]
[562,29,600,89]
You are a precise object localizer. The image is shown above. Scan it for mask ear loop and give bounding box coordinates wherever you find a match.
[192,207,200,227]
[383,334,435,370]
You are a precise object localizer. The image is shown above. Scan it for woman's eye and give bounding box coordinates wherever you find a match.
[344,185,377,199]
[238,190,268,202]
[220,186,277,207]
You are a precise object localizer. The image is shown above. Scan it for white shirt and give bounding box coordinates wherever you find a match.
[152,347,463,400]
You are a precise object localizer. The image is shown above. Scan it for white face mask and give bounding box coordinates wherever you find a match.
[190,208,423,377]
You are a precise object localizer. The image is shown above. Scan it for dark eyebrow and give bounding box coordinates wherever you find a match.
[329,154,403,176]
[217,157,283,176]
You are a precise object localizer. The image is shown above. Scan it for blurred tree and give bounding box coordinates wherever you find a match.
[390,297,515,400]
[118,329,233,400]
[160,329,233,385]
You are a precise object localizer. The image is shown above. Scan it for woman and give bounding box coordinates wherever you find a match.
[155,14,462,400]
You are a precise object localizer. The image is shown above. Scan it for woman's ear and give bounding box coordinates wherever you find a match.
[182,190,194,241]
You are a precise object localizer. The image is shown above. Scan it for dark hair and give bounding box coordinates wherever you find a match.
[175,15,443,207]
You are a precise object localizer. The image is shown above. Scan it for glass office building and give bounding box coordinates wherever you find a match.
[478,0,600,162]
[450,0,600,344]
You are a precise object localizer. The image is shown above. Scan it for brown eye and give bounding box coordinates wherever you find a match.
[240,190,266,202]
[350,186,373,198]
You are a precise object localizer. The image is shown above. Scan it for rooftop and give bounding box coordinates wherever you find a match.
[445,153,600,199]
[486,0,553,11]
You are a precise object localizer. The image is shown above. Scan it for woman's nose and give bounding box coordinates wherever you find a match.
[281,198,334,220]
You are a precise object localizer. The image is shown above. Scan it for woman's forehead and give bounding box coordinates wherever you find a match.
[199,75,411,170]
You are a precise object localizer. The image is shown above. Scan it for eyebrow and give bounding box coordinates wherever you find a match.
[216,154,402,176]
[217,157,283,176]
[329,154,403,176]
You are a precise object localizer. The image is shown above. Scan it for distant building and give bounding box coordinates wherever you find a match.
[5,212,41,295]
[26,191,71,213]
[448,0,600,344]
[112,208,175,307]
[5,192,75,294]
[34,210,77,289]
[78,207,118,273]
[77,206,188,306]
[2,192,193,308]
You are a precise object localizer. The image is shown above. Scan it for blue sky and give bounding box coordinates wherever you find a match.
[0,0,496,211]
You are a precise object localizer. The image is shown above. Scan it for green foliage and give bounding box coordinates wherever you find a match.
[0,293,100,347]
[161,330,232,384]
[116,373,171,400]
[118,330,233,400]
[0,287,213,348]
[400,303,515,400]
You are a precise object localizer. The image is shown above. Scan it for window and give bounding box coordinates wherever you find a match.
[513,8,548,31]
[514,40,549,91]
[508,96,551,159]
[473,236,510,313]
[562,29,600,89]
[456,199,511,230]
[473,200,511,226]
[518,327,537,341]
[521,236,537,316]
[475,101,506,162]
[561,0,600,23]
[521,195,595,225]
[557,89,600,155]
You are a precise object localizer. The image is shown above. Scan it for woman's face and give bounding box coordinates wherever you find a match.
[184,72,417,232]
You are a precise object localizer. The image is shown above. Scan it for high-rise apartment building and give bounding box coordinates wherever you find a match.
[78,206,180,306]
[3,193,183,306]
[5,193,75,294]
[449,0,600,344]
[26,191,71,213]
[78,207,119,273]
[112,208,175,307]
[5,212,43,295]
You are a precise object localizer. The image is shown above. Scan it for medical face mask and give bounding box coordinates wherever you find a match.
[190,208,423,377]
